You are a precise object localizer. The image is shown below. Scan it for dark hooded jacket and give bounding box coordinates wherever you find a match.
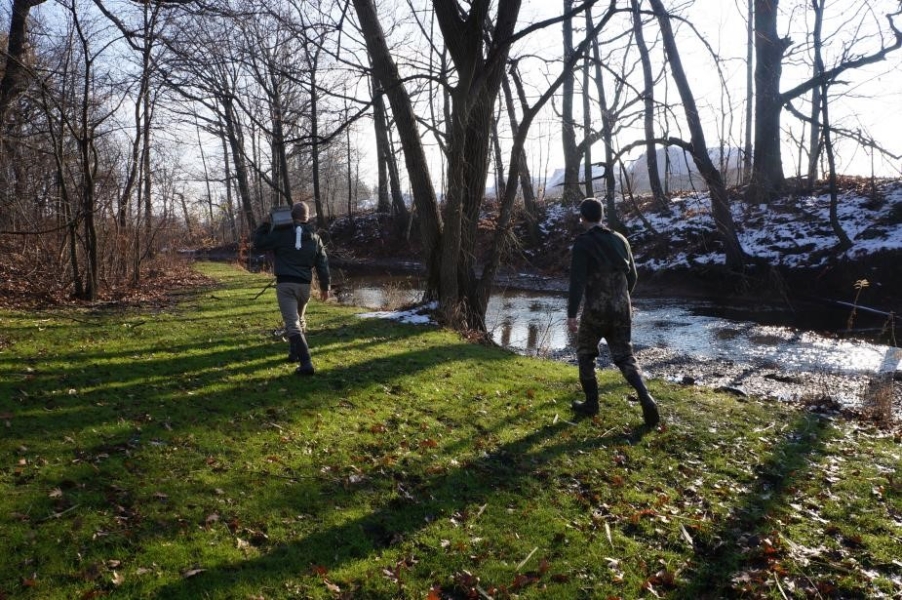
[252,221,330,288]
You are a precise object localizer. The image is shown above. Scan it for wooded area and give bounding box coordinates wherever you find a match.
[1,0,900,330]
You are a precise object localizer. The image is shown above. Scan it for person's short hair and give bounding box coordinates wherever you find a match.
[578,198,603,223]
[291,202,310,222]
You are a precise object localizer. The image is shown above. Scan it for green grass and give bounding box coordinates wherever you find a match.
[1,262,900,599]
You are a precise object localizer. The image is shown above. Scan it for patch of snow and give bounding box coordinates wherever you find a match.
[357,302,438,325]
[616,180,902,271]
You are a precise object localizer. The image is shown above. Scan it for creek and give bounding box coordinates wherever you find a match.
[332,271,901,408]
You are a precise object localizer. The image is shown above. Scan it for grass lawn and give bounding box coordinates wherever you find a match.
[1,262,900,599]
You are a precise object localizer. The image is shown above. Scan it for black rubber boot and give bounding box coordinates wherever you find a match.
[289,334,315,376]
[572,378,599,416]
[626,372,660,427]
[287,336,300,363]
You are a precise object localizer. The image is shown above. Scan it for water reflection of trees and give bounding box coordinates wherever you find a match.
[496,318,547,354]
[527,323,539,351]
[500,317,512,348]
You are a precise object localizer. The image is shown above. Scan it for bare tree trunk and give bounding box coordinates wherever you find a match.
[195,115,215,235]
[221,97,256,232]
[648,0,746,270]
[371,75,392,214]
[560,0,581,204]
[581,12,594,200]
[806,0,825,187]
[589,12,626,233]
[79,61,98,299]
[632,0,666,206]
[346,100,353,218]
[352,0,443,299]
[142,83,153,262]
[820,81,852,250]
[491,116,505,202]
[177,192,193,238]
[743,0,754,183]
[308,61,326,231]
[0,0,47,124]
[63,177,83,298]
[502,66,540,244]
[271,94,292,206]
[219,124,238,242]
[386,128,409,224]
[47,106,84,298]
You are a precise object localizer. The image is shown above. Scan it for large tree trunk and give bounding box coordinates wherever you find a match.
[649,0,746,270]
[79,55,98,300]
[432,0,522,330]
[747,0,792,203]
[0,0,47,123]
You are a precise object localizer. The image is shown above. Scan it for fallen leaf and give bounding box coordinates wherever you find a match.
[680,524,694,547]
[182,568,205,579]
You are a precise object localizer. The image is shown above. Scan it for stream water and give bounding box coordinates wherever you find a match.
[333,272,901,407]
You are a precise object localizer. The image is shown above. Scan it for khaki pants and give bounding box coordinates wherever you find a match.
[276,282,311,337]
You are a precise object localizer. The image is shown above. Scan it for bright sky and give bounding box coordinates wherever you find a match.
[24,0,899,206]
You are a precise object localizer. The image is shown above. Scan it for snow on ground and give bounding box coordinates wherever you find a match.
[357,302,438,325]
[631,180,902,271]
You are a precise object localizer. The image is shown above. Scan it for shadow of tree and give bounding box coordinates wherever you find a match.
[0,266,844,599]
[674,412,831,598]
[146,419,640,599]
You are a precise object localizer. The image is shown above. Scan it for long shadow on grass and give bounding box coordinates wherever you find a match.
[147,419,638,599]
[673,411,832,599]
[0,321,462,445]
[2,320,538,593]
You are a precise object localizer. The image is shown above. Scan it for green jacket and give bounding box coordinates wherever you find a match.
[567,225,637,319]
[252,221,330,289]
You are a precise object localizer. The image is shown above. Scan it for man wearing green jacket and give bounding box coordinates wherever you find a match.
[253,202,330,376]
[567,198,659,427]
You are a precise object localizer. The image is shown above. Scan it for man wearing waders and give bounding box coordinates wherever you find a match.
[567,198,660,427]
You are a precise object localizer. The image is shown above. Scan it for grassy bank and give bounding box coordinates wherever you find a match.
[1,262,900,599]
